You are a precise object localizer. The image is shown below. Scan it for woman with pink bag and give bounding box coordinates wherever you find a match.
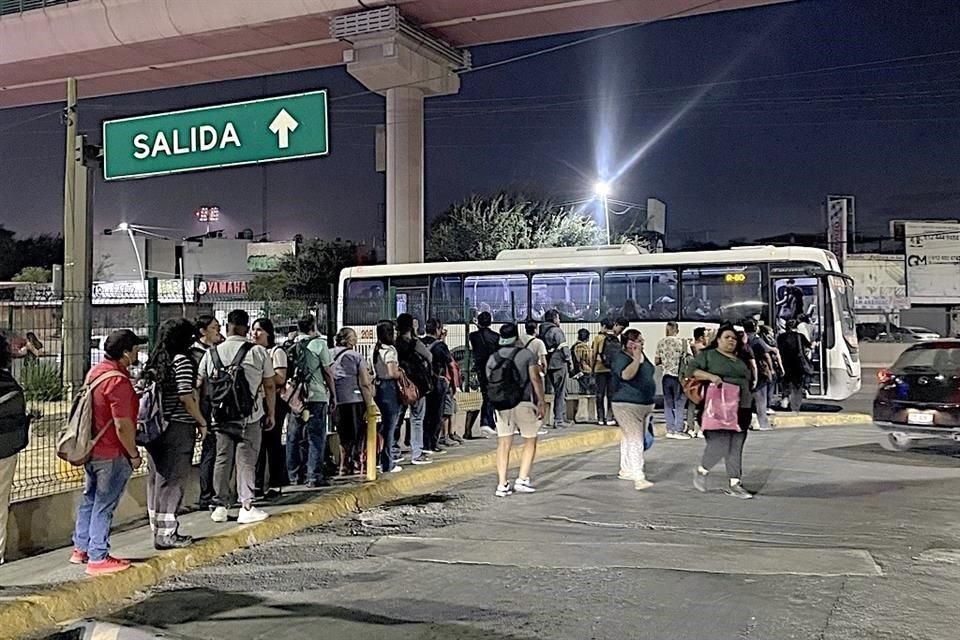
[688,324,754,499]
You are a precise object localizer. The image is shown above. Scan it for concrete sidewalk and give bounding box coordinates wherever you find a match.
[0,411,868,639]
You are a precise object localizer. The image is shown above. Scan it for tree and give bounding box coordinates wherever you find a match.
[12,266,52,283]
[426,192,603,261]
[247,271,291,301]
[0,226,64,281]
[274,238,363,299]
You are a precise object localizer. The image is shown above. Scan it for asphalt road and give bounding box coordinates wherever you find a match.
[99,424,960,640]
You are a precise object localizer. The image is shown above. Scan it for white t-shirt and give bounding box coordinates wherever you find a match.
[521,335,547,371]
[374,344,399,381]
[270,345,288,372]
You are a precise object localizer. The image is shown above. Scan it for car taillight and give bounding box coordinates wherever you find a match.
[877,368,894,385]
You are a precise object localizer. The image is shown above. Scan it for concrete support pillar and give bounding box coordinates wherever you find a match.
[385,86,425,264]
[342,29,463,264]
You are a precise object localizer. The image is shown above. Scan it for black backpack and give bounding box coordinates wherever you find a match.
[207,343,256,424]
[285,336,321,385]
[0,370,29,459]
[487,348,525,411]
[599,333,621,368]
[397,337,435,396]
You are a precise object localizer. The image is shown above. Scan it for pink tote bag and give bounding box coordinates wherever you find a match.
[701,382,742,432]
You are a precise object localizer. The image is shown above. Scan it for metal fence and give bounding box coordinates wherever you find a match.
[0,0,72,18]
[4,286,334,503]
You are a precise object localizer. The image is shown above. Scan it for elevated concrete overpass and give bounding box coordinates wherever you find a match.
[0,0,790,108]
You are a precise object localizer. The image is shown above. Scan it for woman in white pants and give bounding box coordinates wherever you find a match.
[610,329,657,490]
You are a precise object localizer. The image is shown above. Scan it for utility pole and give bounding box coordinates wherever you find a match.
[61,78,93,396]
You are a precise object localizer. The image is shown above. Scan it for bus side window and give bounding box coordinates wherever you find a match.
[343,278,386,326]
[680,266,766,323]
[603,269,678,321]
[531,272,600,322]
[463,274,528,323]
[430,275,463,323]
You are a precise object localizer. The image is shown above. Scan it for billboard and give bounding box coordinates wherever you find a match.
[843,254,907,311]
[825,196,849,267]
[904,221,960,303]
[247,241,296,272]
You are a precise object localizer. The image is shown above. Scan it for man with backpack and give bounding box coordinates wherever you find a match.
[421,318,453,454]
[283,314,336,488]
[199,310,276,524]
[744,319,776,431]
[541,309,574,429]
[0,333,29,567]
[468,312,500,438]
[487,323,546,497]
[70,329,146,575]
[591,318,625,426]
[395,313,434,465]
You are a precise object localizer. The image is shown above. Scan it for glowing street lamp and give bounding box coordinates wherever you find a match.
[594,181,612,244]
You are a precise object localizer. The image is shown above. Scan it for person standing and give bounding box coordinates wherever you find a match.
[541,309,573,428]
[199,310,276,524]
[488,323,546,497]
[777,319,813,416]
[142,319,207,550]
[522,320,548,373]
[685,326,709,437]
[331,327,376,475]
[421,319,453,454]
[468,312,500,437]
[591,318,622,426]
[372,320,403,474]
[395,313,433,465]
[190,315,221,511]
[252,318,289,497]
[655,321,690,440]
[743,319,776,431]
[689,324,754,499]
[71,330,146,575]
[0,334,29,567]
[611,329,657,490]
[284,314,337,488]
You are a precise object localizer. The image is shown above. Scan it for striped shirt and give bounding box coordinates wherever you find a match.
[162,354,197,423]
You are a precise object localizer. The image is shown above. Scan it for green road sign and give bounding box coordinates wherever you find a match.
[102,90,328,180]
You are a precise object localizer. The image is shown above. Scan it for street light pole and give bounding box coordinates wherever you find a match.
[594,181,612,245]
[601,194,610,245]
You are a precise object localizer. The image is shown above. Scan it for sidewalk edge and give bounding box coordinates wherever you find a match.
[0,428,620,640]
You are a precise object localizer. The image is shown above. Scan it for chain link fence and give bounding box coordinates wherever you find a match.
[3,286,334,504]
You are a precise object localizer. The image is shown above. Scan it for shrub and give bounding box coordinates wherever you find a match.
[21,361,63,402]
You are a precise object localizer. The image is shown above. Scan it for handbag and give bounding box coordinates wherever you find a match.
[701,382,742,432]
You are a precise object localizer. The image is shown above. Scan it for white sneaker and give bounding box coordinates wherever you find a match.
[480,426,497,437]
[514,477,536,493]
[237,506,269,524]
[605,420,617,426]
[634,478,654,491]
[766,408,775,415]
[666,432,692,440]
[210,506,228,523]
[388,465,403,473]
[537,428,549,436]
[495,483,513,497]
[617,470,635,481]
[411,455,433,465]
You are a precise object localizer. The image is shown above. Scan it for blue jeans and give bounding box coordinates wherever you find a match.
[405,396,426,459]
[376,382,402,472]
[286,402,329,483]
[662,375,687,433]
[73,457,133,562]
[754,382,772,429]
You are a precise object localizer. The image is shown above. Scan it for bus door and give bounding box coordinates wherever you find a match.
[770,272,826,397]
[389,277,429,330]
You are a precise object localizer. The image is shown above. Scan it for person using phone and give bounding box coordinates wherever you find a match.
[610,329,657,491]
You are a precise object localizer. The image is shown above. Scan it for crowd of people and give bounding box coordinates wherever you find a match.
[0,303,817,575]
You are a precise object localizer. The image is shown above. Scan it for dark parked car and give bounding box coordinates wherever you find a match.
[873,340,960,451]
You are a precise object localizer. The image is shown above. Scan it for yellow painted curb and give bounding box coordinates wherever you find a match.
[772,413,871,428]
[0,428,621,640]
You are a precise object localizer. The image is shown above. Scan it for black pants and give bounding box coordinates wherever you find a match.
[424,379,447,450]
[197,431,217,508]
[256,398,289,492]
[594,372,614,423]
[700,408,752,480]
[336,402,366,473]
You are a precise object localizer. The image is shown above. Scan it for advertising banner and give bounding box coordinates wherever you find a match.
[904,221,960,303]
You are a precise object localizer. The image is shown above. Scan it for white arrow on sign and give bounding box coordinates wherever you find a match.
[269,108,299,149]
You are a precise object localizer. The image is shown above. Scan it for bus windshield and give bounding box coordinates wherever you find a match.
[829,275,858,351]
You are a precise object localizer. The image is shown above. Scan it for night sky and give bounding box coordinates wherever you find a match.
[1,0,959,247]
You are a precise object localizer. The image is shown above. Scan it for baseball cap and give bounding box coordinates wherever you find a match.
[498,322,519,346]
[103,329,148,361]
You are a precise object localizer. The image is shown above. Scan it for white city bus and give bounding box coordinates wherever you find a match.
[338,244,861,401]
